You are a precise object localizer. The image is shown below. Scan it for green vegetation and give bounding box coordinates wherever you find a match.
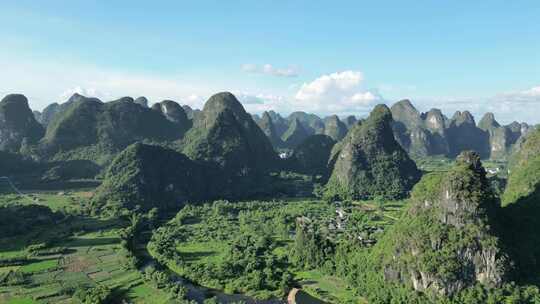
[325,104,421,201]
[503,127,540,205]
[92,143,211,214]
[36,95,184,166]
[3,92,540,303]
[289,134,336,177]
[148,198,407,303]
[148,200,320,299]
[0,186,177,304]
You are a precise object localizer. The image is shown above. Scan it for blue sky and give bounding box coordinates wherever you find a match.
[0,1,539,123]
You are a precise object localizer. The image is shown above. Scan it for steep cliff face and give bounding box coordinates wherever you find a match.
[288,111,325,135]
[323,115,348,141]
[390,100,452,157]
[151,99,192,132]
[375,151,508,296]
[387,99,529,159]
[258,111,283,148]
[344,115,358,129]
[446,111,490,158]
[0,94,45,152]
[325,104,421,200]
[391,99,423,129]
[281,118,310,149]
[422,109,450,155]
[267,110,289,137]
[478,113,523,160]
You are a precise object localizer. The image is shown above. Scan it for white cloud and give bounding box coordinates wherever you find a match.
[293,71,383,114]
[235,92,288,113]
[350,92,378,105]
[60,86,112,101]
[522,86,540,97]
[0,56,221,111]
[241,63,300,77]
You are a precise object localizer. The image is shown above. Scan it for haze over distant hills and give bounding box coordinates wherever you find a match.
[4,92,526,165]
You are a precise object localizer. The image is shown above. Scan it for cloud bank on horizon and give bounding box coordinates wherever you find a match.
[27,69,540,125]
[0,1,538,124]
[2,58,539,125]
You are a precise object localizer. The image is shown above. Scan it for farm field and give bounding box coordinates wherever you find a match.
[0,187,172,304]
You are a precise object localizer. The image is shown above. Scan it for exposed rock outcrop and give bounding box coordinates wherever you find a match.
[376,151,508,296]
[151,99,192,132]
[389,99,528,159]
[257,111,283,148]
[282,118,310,149]
[391,100,449,157]
[323,115,348,141]
[288,111,325,135]
[344,115,358,129]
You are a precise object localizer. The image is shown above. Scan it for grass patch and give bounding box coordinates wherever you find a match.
[127,283,172,304]
[295,270,364,304]
[6,298,39,304]
[19,259,58,273]
[177,241,227,264]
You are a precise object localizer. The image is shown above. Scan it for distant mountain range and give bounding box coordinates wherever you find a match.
[251,99,530,160]
[0,93,530,167]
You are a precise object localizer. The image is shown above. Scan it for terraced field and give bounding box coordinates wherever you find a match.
[0,187,171,304]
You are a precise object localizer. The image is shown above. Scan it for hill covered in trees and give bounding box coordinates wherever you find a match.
[374,151,507,296]
[325,104,421,200]
[35,96,187,166]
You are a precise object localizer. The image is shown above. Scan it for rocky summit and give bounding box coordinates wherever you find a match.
[257,111,283,148]
[375,151,508,296]
[325,104,421,200]
[0,94,44,152]
[151,99,192,132]
[288,111,325,135]
[323,115,348,141]
[390,99,529,159]
[281,117,310,149]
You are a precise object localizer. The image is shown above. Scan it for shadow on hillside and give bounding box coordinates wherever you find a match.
[65,237,120,248]
[0,206,126,255]
[179,250,216,262]
[500,184,540,285]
